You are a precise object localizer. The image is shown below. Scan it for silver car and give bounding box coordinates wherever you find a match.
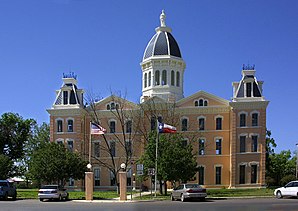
[274,181,298,199]
[38,185,69,202]
[171,184,207,202]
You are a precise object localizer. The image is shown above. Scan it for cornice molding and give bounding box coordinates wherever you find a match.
[229,101,269,110]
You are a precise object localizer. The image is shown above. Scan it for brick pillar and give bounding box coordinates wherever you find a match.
[85,172,94,201]
[119,171,127,201]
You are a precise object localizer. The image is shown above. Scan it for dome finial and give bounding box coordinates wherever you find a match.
[160,10,166,27]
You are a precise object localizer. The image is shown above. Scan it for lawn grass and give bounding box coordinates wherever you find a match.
[17,189,120,200]
[17,188,275,200]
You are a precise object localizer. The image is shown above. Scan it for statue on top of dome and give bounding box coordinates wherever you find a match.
[160,10,166,27]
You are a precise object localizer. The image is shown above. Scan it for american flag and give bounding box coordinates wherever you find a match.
[91,122,106,135]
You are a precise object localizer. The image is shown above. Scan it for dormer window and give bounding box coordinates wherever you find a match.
[63,91,68,105]
[246,82,252,97]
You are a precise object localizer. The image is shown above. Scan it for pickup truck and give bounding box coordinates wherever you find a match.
[0,180,17,200]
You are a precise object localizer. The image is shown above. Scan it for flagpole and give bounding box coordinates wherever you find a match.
[154,119,159,197]
[89,121,92,165]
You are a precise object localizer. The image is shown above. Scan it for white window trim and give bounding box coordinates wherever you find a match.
[56,138,64,144]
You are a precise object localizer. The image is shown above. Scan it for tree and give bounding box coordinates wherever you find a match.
[84,91,139,187]
[267,150,296,186]
[139,132,197,195]
[29,142,88,186]
[0,154,14,179]
[0,112,35,160]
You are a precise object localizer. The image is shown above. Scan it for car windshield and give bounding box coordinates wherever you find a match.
[41,185,58,189]
[185,184,201,189]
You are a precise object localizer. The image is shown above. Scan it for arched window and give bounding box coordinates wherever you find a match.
[171,70,175,86]
[148,72,151,86]
[162,70,167,85]
[176,72,180,87]
[181,118,188,131]
[194,101,198,107]
[144,73,147,88]
[204,100,208,106]
[199,99,204,106]
[111,102,115,110]
[67,119,73,132]
[155,70,160,85]
[107,104,110,110]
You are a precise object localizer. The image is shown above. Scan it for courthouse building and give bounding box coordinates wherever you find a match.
[47,11,269,189]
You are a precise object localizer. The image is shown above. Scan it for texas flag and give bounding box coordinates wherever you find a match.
[158,122,177,133]
[91,122,106,135]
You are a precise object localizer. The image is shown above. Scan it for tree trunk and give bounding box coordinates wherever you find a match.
[164,182,167,195]
[159,180,163,195]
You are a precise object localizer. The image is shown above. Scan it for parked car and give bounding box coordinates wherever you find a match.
[171,184,207,202]
[0,180,17,200]
[274,181,298,199]
[38,185,69,202]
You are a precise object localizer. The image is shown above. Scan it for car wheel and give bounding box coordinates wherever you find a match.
[65,193,69,201]
[12,192,17,201]
[171,194,175,201]
[4,193,8,200]
[276,191,283,199]
[39,198,44,202]
[181,194,186,202]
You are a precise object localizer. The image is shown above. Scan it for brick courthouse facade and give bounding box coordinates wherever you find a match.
[47,11,269,190]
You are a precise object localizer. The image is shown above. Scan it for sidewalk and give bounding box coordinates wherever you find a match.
[73,191,154,203]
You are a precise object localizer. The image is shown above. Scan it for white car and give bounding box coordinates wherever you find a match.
[38,185,69,202]
[274,181,298,199]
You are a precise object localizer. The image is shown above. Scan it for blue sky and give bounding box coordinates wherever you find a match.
[0,0,297,153]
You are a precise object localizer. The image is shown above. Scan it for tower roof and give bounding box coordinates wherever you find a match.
[142,10,182,61]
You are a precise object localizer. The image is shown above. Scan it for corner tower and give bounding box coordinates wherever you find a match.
[140,10,186,103]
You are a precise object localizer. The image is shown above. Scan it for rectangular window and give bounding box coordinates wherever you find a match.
[148,72,151,86]
[57,120,63,132]
[110,170,116,186]
[246,82,252,97]
[63,91,68,105]
[215,166,221,185]
[181,139,188,147]
[198,166,204,185]
[240,114,246,127]
[199,118,205,131]
[94,169,100,186]
[67,140,73,152]
[251,136,258,152]
[252,113,258,126]
[125,140,132,157]
[151,117,156,131]
[109,121,116,133]
[126,120,132,133]
[251,165,257,184]
[110,141,116,157]
[67,120,73,132]
[216,139,222,155]
[239,165,245,184]
[69,178,74,186]
[240,136,246,153]
[94,142,100,158]
[181,119,188,131]
[199,139,205,155]
[216,118,222,130]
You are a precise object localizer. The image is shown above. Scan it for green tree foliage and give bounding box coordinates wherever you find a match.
[0,154,14,179]
[29,142,88,186]
[0,112,35,160]
[267,150,296,186]
[139,132,197,195]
